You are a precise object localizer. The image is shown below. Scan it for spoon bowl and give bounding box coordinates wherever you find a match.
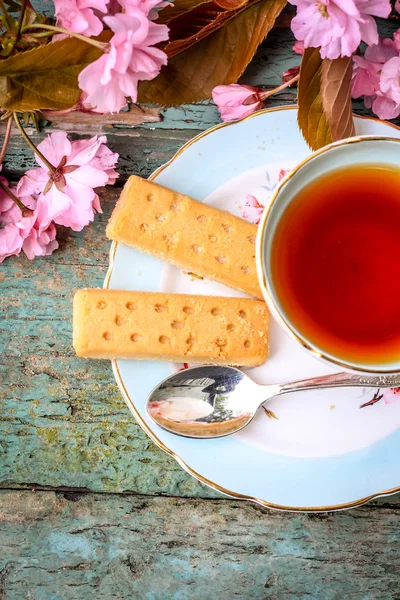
[146,366,400,439]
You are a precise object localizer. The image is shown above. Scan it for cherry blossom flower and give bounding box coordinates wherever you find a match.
[242,194,264,224]
[0,177,57,262]
[21,132,118,232]
[212,85,264,122]
[382,388,400,404]
[352,34,400,120]
[120,0,171,20]
[55,0,109,36]
[78,11,168,113]
[380,57,400,103]
[290,0,391,60]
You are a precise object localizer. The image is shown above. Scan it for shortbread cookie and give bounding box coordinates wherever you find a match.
[106,176,262,299]
[73,289,269,366]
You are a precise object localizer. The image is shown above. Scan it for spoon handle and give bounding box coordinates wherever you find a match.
[278,372,400,396]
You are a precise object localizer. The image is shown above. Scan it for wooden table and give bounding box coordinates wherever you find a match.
[1,20,400,600]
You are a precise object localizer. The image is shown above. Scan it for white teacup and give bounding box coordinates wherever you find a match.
[256,136,400,374]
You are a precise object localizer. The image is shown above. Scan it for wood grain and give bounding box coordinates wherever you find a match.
[0,189,217,497]
[0,490,400,599]
[1,21,400,599]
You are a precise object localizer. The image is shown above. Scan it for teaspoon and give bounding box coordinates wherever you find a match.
[146,365,400,438]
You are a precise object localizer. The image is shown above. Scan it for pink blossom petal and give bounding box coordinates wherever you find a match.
[278,169,291,181]
[66,165,109,189]
[371,95,400,119]
[362,0,391,18]
[36,131,71,170]
[357,15,379,47]
[365,37,397,63]
[242,194,264,224]
[22,222,59,260]
[80,0,108,11]
[352,55,380,98]
[382,387,400,404]
[0,224,24,261]
[68,135,106,165]
[380,56,400,104]
[36,186,70,230]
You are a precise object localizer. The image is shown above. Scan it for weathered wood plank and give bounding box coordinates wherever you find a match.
[0,490,399,600]
[2,187,400,504]
[1,127,201,183]
[0,188,216,497]
[2,16,400,501]
[39,105,162,131]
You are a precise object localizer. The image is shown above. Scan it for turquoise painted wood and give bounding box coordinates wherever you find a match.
[1,18,400,598]
[1,490,400,600]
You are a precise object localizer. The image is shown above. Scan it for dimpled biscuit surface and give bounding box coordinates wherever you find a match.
[73,289,269,366]
[106,176,262,299]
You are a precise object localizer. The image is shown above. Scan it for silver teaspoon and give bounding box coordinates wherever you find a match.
[146,365,400,439]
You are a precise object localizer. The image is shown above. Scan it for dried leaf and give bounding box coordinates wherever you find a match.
[164,1,231,58]
[139,0,286,105]
[263,407,279,420]
[0,36,103,111]
[298,48,355,151]
[214,0,250,9]
[158,0,211,22]
[297,47,332,151]
[321,56,355,142]
[164,0,265,58]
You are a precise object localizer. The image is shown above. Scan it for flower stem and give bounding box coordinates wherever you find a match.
[13,113,56,174]
[16,0,27,38]
[23,23,108,50]
[260,74,300,101]
[0,116,12,165]
[29,31,56,39]
[0,0,12,31]
[0,179,33,217]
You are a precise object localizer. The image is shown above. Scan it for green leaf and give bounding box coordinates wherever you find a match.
[139,0,287,105]
[0,36,103,111]
[298,48,355,151]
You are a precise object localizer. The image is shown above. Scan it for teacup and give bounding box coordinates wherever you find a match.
[256,136,400,374]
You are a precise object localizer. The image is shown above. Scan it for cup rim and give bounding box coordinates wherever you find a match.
[256,134,400,374]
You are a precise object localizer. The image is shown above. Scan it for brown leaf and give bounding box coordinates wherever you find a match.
[139,0,286,105]
[321,56,355,142]
[164,0,261,58]
[158,0,210,23]
[214,0,250,9]
[297,47,332,151]
[0,36,103,111]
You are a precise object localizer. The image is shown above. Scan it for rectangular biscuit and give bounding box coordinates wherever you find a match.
[106,176,262,299]
[73,289,269,366]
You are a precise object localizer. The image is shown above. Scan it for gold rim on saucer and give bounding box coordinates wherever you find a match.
[105,106,400,512]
